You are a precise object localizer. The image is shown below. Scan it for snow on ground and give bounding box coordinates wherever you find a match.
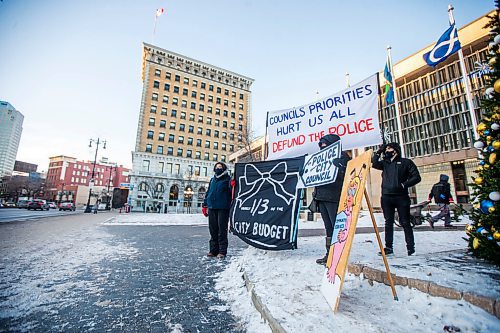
[106,213,208,226]
[216,231,499,333]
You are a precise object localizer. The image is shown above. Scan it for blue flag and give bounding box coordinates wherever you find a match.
[423,24,461,67]
[384,57,394,104]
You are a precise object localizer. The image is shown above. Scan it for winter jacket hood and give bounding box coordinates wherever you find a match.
[439,174,449,183]
[386,142,402,157]
[318,134,341,148]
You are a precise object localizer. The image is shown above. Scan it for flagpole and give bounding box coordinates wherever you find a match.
[152,13,157,44]
[387,46,406,156]
[345,72,350,88]
[448,4,479,140]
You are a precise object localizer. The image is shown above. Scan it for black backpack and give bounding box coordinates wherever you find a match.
[432,183,449,204]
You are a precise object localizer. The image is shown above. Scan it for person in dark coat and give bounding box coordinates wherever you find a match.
[313,134,351,265]
[372,142,421,256]
[428,174,456,228]
[202,162,233,259]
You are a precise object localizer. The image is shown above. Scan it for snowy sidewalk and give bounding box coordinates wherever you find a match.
[217,222,500,333]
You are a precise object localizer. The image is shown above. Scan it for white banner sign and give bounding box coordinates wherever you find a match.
[299,141,341,188]
[266,74,381,160]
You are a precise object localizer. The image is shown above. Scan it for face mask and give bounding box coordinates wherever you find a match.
[384,151,395,160]
[215,168,224,175]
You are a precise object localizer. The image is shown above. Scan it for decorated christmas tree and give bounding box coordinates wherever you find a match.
[468,3,500,265]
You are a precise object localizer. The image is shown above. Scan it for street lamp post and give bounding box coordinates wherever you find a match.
[185,187,194,214]
[84,138,106,213]
[105,164,115,210]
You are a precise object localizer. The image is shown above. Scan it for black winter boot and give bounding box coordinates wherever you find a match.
[316,236,332,265]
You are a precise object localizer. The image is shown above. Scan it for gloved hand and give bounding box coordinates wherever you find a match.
[376,144,386,155]
[202,206,208,217]
[332,158,345,168]
[449,197,454,203]
[230,179,236,187]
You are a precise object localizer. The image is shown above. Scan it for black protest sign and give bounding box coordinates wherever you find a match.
[230,156,304,250]
[300,140,341,188]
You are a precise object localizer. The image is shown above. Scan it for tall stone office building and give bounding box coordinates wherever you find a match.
[129,43,254,212]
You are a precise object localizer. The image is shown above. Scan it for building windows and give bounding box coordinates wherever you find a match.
[215,108,221,115]
[215,119,220,127]
[166,163,173,173]
[199,104,205,111]
[168,134,174,142]
[201,82,206,89]
[214,142,218,150]
[147,130,154,139]
[159,132,165,141]
[183,77,189,84]
[188,125,194,133]
[146,144,152,153]
[200,93,205,100]
[223,110,228,117]
[172,97,178,105]
[180,111,186,119]
[238,124,243,130]
[208,95,213,102]
[231,101,236,108]
[196,151,201,159]
[173,86,179,93]
[152,93,158,101]
[161,107,167,115]
[217,87,222,93]
[155,69,161,77]
[214,130,219,138]
[143,160,150,171]
[191,102,196,110]
[230,122,235,129]
[187,137,193,145]
[182,100,187,108]
[159,120,166,128]
[198,115,203,123]
[205,140,211,148]
[206,128,211,136]
[239,103,244,110]
[203,167,208,176]
[164,83,170,91]
[213,154,218,161]
[221,155,226,162]
[196,139,202,147]
[239,93,244,100]
[209,84,214,91]
[153,81,160,88]
[193,79,198,87]
[221,143,226,151]
[163,95,169,103]
[179,124,185,131]
[224,99,229,106]
[231,112,235,119]
[149,118,155,126]
[157,146,164,154]
[175,75,180,82]
[167,147,173,155]
[230,144,234,152]
[216,97,221,104]
[170,109,177,117]
[178,136,184,144]
[166,72,171,80]
[150,105,157,113]
[238,114,244,121]
[169,121,175,129]
[183,88,188,96]
[187,113,194,121]
[223,121,227,128]
[230,133,234,140]
[186,150,192,158]
[207,106,212,113]
[207,117,212,125]
[204,152,210,160]
[222,132,227,139]
[232,91,236,98]
[224,89,229,96]
[197,127,203,134]
[191,91,197,98]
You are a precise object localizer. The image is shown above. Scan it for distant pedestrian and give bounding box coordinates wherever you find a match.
[428,174,456,229]
[312,134,351,265]
[202,162,233,259]
[92,203,98,214]
[372,142,421,256]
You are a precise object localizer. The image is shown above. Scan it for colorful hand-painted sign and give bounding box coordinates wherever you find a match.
[299,140,341,188]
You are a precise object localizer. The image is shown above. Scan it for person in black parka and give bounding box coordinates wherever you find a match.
[372,142,421,256]
[313,134,351,265]
[428,174,455,228]
[202,162,233,259]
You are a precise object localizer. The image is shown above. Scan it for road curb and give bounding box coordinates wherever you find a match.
[347,263,500,318]
[241,270,286,333]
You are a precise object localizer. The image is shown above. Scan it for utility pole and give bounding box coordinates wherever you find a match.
[84,138,106,213]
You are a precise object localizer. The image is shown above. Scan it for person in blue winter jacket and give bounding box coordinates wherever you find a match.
[202,162,233,259]
[428,174,456,229]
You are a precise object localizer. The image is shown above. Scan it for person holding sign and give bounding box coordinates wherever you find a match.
[313,134,351,265]
[372,142,421,256]
[202,162,233,259]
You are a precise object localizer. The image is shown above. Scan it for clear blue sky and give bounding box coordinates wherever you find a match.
[0,0,493,171]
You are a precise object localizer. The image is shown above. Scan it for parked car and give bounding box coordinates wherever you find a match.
[27,199,50,211]
[59,202,76,211]
[3,202,17,208]
[47,202,57,209]
[17,199,29,209]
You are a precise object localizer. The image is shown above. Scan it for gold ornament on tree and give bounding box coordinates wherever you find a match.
[474,177,483,185]
[473,237,480,249]
[493,141,500,150]
[489,56,497,66]
[477,123,487,133]
[494,231,500,241]
[489,206,496,213]
[495,79,500,93]
[490,152,497,164]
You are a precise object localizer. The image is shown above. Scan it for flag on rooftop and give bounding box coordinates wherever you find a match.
[156,8,165,17]
[423,23,461,67]
[384,56,394,104]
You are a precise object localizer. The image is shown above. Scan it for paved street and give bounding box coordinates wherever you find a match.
[0,213,248,332]
[0,208,81,223]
